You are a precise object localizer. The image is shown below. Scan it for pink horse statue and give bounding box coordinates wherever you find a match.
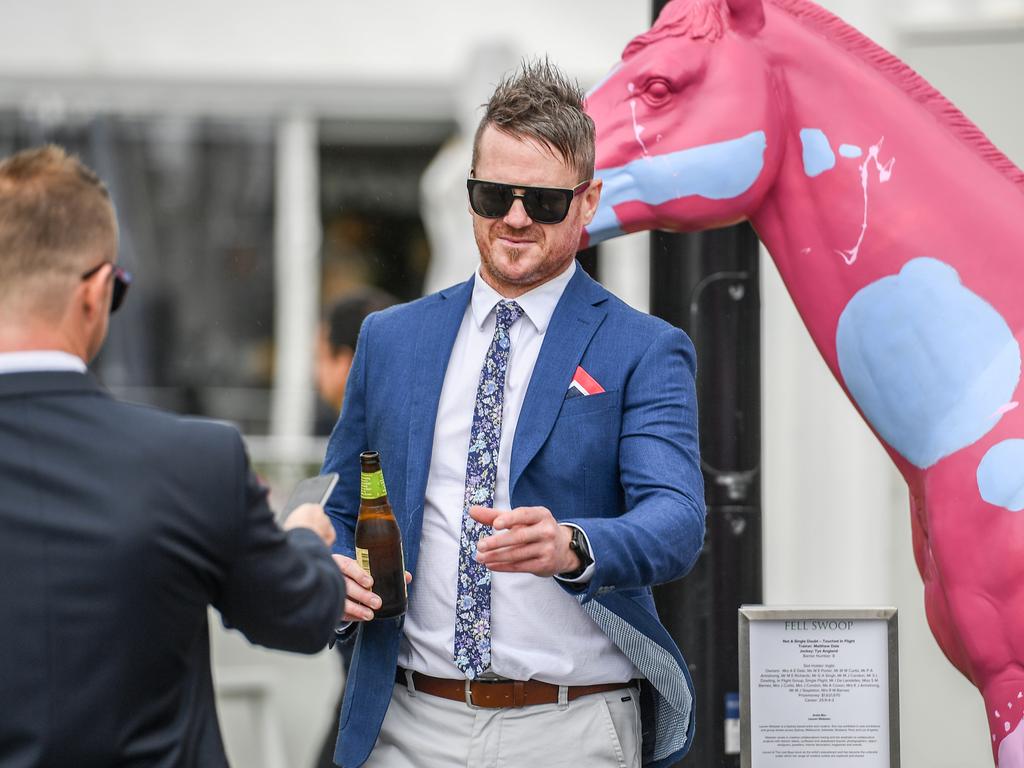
[583,0,1024,762]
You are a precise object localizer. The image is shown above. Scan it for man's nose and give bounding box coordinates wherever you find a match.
[503,196,532,228]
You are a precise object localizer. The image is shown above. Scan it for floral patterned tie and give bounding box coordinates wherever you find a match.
[453,299,524,678]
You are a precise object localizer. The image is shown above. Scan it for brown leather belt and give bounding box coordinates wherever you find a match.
[395,668,632,709]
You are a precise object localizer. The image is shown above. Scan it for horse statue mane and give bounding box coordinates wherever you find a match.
[771,0,1024,189]
[585,0,1024,763]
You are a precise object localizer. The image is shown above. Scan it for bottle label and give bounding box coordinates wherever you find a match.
[360,470,387,500]
[355,547,371,574]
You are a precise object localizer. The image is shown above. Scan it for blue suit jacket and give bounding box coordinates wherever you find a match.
[322,264,706,767]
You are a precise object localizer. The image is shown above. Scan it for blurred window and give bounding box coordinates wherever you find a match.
[0,112,447,436]
[319,140,438,304]
[0,113,276,430]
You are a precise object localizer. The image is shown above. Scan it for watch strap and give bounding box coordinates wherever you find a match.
[561,525,593,580]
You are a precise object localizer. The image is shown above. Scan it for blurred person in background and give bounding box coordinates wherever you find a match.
[321,60,704,768]
[0,145,345,768]
[314,289,398,434]
[312,287,396,768]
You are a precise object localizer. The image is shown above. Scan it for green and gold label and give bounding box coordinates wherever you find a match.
[360,470,387,500]
[355,547,371,574]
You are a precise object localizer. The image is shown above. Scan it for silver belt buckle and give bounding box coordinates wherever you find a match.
[464,670,505,709]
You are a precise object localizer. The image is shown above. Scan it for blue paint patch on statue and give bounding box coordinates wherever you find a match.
[800,129,836,177]
[978,440,1024,512]
[836,257,1021,469]
[839,144,863,159]
[586,131,767,245]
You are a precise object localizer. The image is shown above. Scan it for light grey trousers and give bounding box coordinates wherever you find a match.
[362,680,642,768]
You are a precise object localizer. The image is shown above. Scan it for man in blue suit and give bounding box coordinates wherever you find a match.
[322,59,705,768]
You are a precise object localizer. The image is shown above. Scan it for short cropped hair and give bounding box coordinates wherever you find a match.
[472,58,596,183]
[0,145,117,292]
[323,288,398,355]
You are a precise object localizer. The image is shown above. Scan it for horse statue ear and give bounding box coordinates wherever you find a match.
[726,0,766,35]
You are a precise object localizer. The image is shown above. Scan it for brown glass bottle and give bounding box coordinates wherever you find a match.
[355,451,407,619]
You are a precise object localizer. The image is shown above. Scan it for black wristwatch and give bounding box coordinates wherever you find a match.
[562,525,593,579]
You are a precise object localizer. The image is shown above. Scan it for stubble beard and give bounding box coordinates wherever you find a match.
[476,224,538,293]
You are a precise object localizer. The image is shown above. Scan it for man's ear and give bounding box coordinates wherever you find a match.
[579,178,603,228]
[78,264,111,320]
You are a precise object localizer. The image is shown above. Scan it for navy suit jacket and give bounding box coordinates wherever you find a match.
[0,371,345,768]
[323,265,705,767]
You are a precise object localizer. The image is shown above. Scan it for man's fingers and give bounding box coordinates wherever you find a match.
[342,574,411,622]
[333,554,373,589]
[339,575,382,622]
[478,510,558,554]
[331,554,381,619]
[478,527,535,553]
[479,542,546,566]
[330,555,409,621]
[472,506,552,534]
[343,599,375,622]
[346,576,381,604]
[282,503,337,546]
[492,505,546,530]
[468,505,500,525]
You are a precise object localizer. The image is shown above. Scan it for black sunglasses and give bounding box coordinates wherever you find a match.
[467,177,591,224]
[81,261,132,313]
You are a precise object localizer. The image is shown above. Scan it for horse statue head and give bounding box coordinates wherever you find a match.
[583,0,785,244]
[585,1,1024,763]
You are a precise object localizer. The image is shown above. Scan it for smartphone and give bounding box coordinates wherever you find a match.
[278,473,339,523]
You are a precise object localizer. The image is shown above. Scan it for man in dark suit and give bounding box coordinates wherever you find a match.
[0,145,346,768]
[321,60,705,767]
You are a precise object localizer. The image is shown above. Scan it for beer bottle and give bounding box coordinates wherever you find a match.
[355,450,407,619]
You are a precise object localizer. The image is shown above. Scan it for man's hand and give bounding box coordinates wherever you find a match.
[281,503,336,547]
[472,505,579,577]
[332,554,413,622]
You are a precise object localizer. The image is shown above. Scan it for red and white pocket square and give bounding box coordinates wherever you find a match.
[566,366,605,399]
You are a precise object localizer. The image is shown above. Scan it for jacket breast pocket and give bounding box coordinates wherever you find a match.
[557,390,618,419]
[551,393,622,519]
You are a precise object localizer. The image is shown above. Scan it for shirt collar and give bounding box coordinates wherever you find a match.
[0,350,87,375]
[471,260,577,334]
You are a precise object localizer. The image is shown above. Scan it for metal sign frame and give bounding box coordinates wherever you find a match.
[738,606,899,767]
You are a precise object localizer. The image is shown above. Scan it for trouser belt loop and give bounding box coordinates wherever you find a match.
[464,678,473,708]
[404,668,417,697]
[557,684,569,709]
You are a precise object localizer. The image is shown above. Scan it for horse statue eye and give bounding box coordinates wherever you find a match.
[643,79,673,106]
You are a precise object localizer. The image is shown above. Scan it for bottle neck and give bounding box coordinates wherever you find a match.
[360,468,389,504]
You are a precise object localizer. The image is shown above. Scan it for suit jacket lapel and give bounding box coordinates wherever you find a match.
[404,278,474,517]
[509,267,608,494]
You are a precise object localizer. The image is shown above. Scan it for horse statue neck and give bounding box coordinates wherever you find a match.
[585,2,1024,761]
[749,1,1024,375]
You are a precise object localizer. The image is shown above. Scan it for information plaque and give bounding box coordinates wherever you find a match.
[739,606,899,767]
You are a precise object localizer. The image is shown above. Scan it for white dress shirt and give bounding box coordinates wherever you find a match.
[398,261,637,684]
[0,350,87,375]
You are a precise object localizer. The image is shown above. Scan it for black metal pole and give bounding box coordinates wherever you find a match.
[647,4,764,766]
[651,225,762,766]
